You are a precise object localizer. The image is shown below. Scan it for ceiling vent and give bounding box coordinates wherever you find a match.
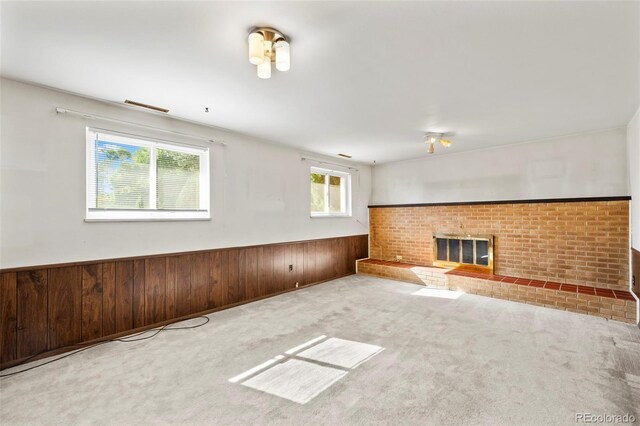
[124,99,169,113]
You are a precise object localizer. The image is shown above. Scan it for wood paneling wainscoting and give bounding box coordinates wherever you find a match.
[0,235,368,369]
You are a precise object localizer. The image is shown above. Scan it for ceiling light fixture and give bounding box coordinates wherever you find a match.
[424,132,453,154]
[248,27,290,79]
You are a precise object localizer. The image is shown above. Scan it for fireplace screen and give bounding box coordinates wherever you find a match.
[433,234,493,271]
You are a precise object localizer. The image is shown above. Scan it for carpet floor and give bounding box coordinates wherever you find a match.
[1,274,639,425]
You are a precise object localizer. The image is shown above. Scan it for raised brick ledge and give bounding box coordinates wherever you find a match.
[357,258,637,324]
[445,269,635,301]
[356,258,636,302]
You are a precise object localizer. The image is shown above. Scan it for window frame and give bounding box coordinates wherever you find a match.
[309,166,352,218]
[85,127,210,222]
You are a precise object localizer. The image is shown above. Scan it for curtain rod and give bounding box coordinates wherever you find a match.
[301,156,359,171]
[55,107,226,146]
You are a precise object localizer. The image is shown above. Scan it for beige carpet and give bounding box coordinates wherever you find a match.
[1,274,639,425]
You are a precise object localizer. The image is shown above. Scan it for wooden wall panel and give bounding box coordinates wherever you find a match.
[1,234,368,368]
[316,240,331,282]
[81,264,103,341]
[175,255,191,316]
[115,261,134,333]
[337,238,348,277]
[227,249,240,304]
[165,257,177,320]
[209,250,228,308]
[0,273,17,363]
[132,259,146,328]
[360,235,369,259]
[259,246,274,296]
[350,235,367,273]
[243,248,260,300]
[304,242,317,285]
[284,245,295,290]
[102,262,116,336]
[191,253,209,313]
[48,266,82,350]
[273,245,286,293]
[295,244,305,288]
[16,270,48,358]
[145,257,167,325]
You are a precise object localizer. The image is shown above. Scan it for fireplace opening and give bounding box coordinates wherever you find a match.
[433,234,493,272]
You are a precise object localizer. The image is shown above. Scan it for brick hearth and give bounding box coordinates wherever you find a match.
[356,258,637,323]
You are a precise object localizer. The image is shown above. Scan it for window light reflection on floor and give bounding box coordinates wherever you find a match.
[411,288,463,299]
[228,336,384,404]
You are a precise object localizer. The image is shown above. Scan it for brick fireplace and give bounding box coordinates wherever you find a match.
[357,197,637,323]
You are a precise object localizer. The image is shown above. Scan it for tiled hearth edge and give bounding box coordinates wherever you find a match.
[356,259,638,324]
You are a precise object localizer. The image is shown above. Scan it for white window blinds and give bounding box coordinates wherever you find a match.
[86,128,210,221]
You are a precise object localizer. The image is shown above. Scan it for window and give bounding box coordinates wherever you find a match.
[310,167,351,217]
[86,128,210,221]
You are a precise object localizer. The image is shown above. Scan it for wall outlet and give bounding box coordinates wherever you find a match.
[289,264,293,272]
[295,282,299,288]
[396,255,403,261]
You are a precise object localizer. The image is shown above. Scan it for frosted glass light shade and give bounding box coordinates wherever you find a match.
[263,40,273,58]
[248,32,265,65]
[275,40,290,71]
[257,60,271,79]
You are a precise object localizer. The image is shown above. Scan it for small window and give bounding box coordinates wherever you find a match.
[310,167,351,217]
[86,128,210,221]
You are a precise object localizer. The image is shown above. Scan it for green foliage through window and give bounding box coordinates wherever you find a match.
[310,170,349,216]
[95,139,202,211]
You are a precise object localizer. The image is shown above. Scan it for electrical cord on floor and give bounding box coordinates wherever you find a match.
[0,316,210,378]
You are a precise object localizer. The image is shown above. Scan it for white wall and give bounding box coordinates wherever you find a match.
[371,128,629,205]
[0,79,370,268]
[628,107,640,250]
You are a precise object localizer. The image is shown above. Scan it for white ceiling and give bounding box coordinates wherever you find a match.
[2,1,638,163]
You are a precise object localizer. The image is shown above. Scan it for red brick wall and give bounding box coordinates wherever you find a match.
[369,201,629,290]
